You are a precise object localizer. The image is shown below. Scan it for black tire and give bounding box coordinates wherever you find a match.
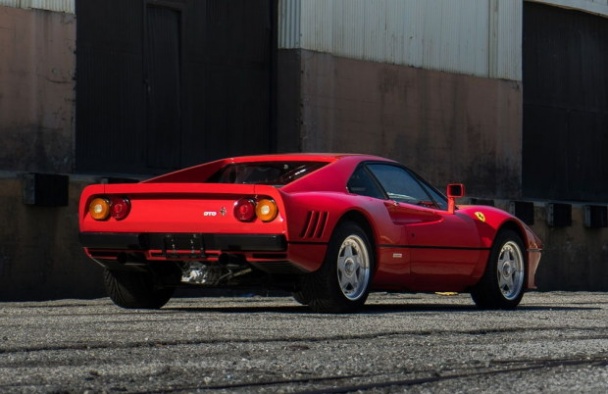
[104,268,175,309]
[471,229,526,309]
[292,290,310,306]
[301,221,374,313]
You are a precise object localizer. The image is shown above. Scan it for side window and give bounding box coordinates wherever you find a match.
[419,180,448,210]
[367,164,432,205]
[347,166,386,199]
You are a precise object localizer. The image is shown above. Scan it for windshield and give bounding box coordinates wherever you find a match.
[208,162,327,186]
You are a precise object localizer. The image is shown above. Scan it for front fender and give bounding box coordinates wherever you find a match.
[458,205,543,289]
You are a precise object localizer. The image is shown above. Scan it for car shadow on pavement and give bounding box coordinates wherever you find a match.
[163,301,599,314]
[360,304,600,313]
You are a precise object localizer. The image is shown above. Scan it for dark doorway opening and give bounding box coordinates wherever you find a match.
[523,3,608,201]
[145,5,182,170]
[75,0,276,175]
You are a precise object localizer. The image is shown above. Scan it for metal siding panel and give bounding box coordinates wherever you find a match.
[278,0,301,48]
[419,0,489,77]
[492,0,523,80]
[280,0,522,80]
[0,0,75,13]
[336,0,364,59]
[0,0,20,7]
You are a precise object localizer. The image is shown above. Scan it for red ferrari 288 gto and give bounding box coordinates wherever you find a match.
[79,153,542,313]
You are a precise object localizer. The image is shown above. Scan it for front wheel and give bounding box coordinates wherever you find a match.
[300,221,374,313]
[471,229,526,309]
[104,268,175,309]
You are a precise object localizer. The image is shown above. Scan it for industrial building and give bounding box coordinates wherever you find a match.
[0,0,607,299]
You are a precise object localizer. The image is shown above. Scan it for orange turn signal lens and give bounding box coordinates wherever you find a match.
[256,199,278,222]
[89,198,111,220]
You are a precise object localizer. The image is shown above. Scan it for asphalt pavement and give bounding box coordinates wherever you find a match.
[0,291,607,393]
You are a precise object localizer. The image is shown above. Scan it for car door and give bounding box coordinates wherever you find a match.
[366,163,481,290]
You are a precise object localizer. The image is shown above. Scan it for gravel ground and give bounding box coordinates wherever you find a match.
[0,291,607,393]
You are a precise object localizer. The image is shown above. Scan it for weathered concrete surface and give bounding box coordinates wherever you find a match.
[295,50,522,199]
[488,200,608,292]
[0,175,104,301]
[0,7,75,173]
[0,292,606,393]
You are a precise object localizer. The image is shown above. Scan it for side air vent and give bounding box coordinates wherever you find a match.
[300,211,328,239]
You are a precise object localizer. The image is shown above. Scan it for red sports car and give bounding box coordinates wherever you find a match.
[79,153,542,313]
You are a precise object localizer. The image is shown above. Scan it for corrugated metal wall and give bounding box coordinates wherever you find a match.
[0,0,74,13]
[278,0,523,81]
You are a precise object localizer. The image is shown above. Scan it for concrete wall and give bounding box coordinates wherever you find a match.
[0,175,104,301]
[282,50,523,199]
[0,6,75,173]
[491,200,608,291]
[276,48,608,291]
[0,7,89,301]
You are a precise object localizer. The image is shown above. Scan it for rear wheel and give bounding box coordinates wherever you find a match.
[301,221,373,313]
[471,229,526,309]
[292,290,310,306]
[104,268,175,309]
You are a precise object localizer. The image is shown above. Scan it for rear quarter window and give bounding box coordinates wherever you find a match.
[208,162,327,186]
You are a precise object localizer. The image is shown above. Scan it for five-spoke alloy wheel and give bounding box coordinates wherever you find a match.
[336,233,371,302]
[300,221,374,313]
[471,229,526,309]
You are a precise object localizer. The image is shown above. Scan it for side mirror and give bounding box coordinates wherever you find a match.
[446,183,465,214]
[447,183,465,198]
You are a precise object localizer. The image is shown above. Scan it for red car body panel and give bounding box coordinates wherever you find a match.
[79,153,542,294]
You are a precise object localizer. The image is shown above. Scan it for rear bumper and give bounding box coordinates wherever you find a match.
[80,232,287,252]
[80,232,326,275]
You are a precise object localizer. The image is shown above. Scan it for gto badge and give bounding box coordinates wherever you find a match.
[203,211,217,217]
[474,212,486,222]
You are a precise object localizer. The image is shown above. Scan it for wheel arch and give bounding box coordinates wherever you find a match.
[333,210,377,271]
[495,219,543,290]
[471,222,528,309]
[496,220,530,253]
[498,220,524,240]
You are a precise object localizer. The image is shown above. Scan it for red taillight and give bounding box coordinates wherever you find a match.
[234,198,256,222]
[110,197,131,220]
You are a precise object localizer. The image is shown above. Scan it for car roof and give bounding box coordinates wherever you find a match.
[223,153,395,164]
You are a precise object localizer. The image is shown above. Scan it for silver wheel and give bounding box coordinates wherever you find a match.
[497,240,525,300]
[471,229,527,309]
[337,234,371,301]
[301,221,374,313]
